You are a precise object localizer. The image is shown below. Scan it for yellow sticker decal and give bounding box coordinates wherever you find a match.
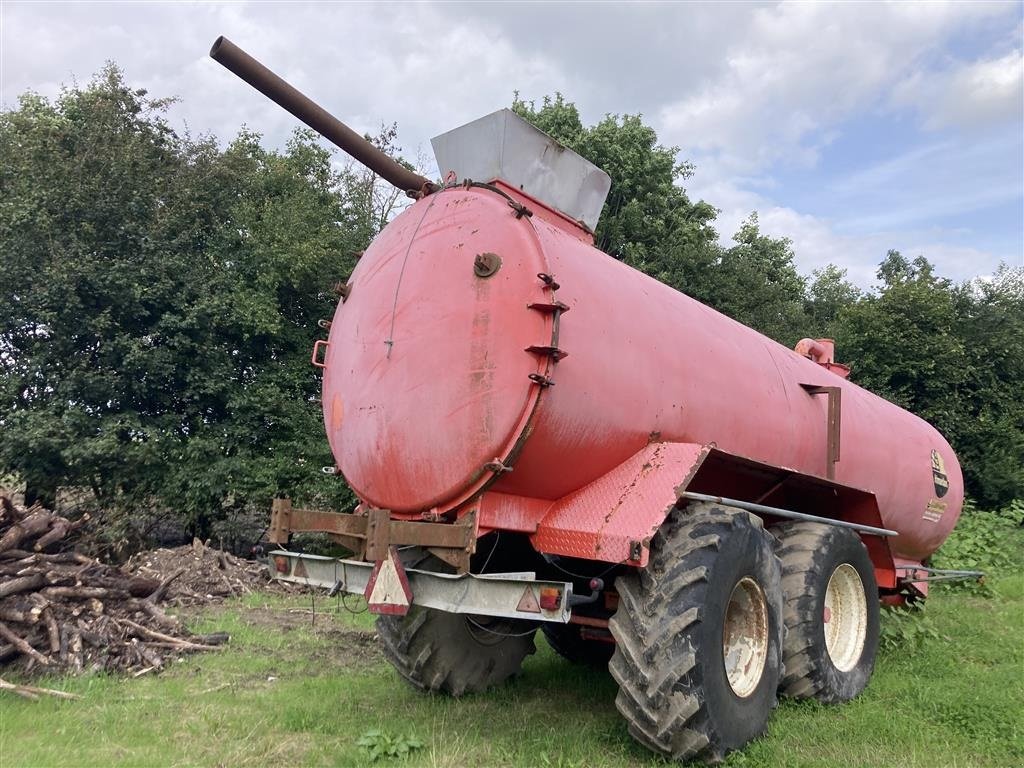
[923,499,947,523]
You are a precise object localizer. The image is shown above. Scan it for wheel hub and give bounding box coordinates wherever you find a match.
[722,576,769,698]
[823,563,867,671]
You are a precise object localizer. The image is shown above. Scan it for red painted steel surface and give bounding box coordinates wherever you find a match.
[322,184,964,563]
[323,188,552,513]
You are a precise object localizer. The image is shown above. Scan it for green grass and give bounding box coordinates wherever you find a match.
[2,544,1022,768]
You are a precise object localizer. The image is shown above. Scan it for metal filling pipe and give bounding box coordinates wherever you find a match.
[209,36,434,195]
[679,491,899,537]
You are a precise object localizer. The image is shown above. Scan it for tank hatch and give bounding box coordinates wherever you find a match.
[431,108,612,232]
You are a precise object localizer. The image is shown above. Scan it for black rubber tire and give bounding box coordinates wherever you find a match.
[773,521,880,703]
[608,503,784,763]
[542,622,615,667]
[375,549,537,697]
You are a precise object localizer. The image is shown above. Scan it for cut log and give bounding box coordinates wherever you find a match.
[120,619,222,651]
[68,629,83,674]
[0,550,93,564]
[34,518,71,551]
[41,607,60,654]
[124,599,181,632]
[0,621,50,666]
[146,568,186,603]
[41,586,128,600]
[0,511,55,553]
[0,607,32,624]
[0,677,81,700]
[0,574,45,599]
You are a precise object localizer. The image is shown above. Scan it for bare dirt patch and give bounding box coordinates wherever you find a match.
[238,605,383,671]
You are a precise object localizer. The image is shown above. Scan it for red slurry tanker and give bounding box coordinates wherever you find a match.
[211,38,965,762]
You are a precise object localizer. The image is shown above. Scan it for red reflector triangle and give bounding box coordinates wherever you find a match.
[364,547,412,616]
[516,585,541,614]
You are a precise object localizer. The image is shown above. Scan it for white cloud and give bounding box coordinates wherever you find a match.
[687,170,1014,290]
[0,2,571,163]
[656,1,1021,287]
[891,50,1024,131]
[658,0,1013,174]
[2,0,1020,287]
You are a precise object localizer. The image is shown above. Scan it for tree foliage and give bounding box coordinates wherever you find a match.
[834,254,1023,507]
[0,66,359,536]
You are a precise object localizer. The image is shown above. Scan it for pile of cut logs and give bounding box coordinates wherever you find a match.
[0,496,227,683]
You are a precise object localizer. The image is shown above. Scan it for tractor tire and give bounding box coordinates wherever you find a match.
[375,549,537,697]
[773,521,879,703]
[542,622,615,667]
[609,503,784,763]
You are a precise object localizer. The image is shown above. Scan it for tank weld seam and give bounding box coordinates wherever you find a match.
[384,192,441,358]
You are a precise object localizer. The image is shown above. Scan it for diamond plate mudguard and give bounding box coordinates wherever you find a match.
[531,442,709,567]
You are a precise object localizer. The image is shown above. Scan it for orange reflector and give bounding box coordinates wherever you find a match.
[539,587,562,611]
[273,555,289,574]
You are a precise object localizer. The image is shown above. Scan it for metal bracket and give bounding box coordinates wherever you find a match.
[266,499,478,573]
[800,384,841,480]
[508,199,533,219]
[526,345,568,361]
[536,273,560,290]
[528,373,555,387]
[527,300,570,314]
[483,459,513,475]
[311,339,329,369]
[364,507,391,562]
[680,491,897,537]
[333,281,352,302]
[628,540,644,561]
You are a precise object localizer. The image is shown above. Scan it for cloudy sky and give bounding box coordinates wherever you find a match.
[2,0,1022,286]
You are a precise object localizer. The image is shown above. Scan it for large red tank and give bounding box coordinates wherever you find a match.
[322,181,964,567]
[212,37,968,761]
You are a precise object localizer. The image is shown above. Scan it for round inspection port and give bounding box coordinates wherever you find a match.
[474,252,502,278]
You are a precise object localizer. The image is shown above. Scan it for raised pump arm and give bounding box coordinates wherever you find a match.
[209,35,435,196]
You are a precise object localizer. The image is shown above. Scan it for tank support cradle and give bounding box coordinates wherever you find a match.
[269,498,478,572]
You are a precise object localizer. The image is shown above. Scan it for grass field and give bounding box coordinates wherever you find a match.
[2,534,1022,768]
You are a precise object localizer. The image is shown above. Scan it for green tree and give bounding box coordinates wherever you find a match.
[833,252,1022,506]
[834,251,967,417]
[805,264,862,336]
[708,214,810,345]
[511,93,719,294]
[949,264,1024,506]
[0,66,356,537]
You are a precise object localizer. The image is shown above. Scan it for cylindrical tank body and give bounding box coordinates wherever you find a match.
[323,185,963,563]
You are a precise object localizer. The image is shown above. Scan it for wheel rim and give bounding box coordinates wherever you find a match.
[823,563,868,672]
[722,576,769,698]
